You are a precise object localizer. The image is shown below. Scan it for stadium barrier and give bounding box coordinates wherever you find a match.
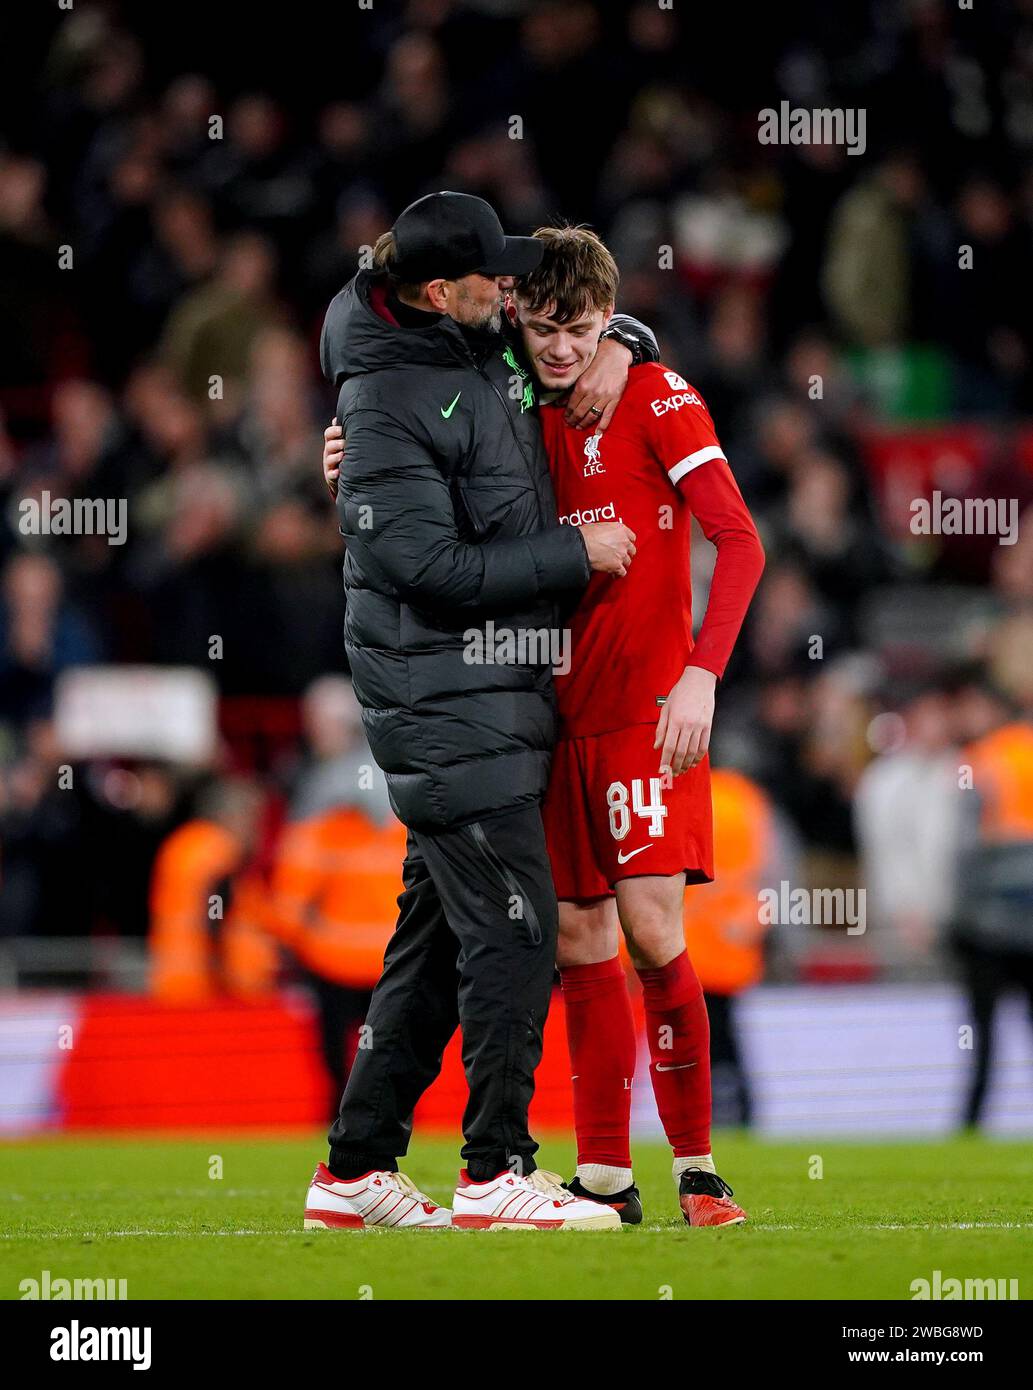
[2,983,1031,1139]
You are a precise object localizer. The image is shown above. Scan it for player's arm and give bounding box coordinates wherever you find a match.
[564,313,659,432]
[337,407,634,609]
[645,384,765,775]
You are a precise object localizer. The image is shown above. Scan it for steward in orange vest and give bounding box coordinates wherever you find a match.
[268,806,407,989]
[681,767,776,1127]
[149,780,276,1002]
[682,768,775,996]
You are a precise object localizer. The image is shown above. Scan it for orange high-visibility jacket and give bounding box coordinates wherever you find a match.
[149,820,278,1002]
[681,768,775,996]
[268,807,407,988]
[965,722,1033,843]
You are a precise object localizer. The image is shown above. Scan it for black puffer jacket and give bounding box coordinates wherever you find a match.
[322,271,650,832]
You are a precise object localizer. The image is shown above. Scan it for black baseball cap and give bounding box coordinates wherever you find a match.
[389,191,544,282]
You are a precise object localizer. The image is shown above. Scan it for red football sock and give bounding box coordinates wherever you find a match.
[559,957,636,1168]
[636,951,712,1156]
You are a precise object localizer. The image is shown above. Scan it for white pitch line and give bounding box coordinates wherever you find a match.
[0,1228,308,1240]
[633,1221,1033,1234]
[737,1222,1033,1233]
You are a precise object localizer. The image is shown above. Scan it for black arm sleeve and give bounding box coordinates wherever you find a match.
[601,313,659,365]
[338,409,590,610]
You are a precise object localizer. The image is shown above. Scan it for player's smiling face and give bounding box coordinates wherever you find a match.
[509,297,613,391]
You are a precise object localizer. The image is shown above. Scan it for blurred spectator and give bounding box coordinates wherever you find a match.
[934,178,1033,414]
[854,680,962,962]
[746,560,839,677]
[0,718,86,938]
[0,554,102,725]
[369,32,455,209]
[159,231,281,407]
[267,677,400,1111]
[148,776,275,1001]
[158,74,218,174]
[693,287,775,464]
[0,155,71,399]
[286,675,393,824]
[949,673,1033,1127]
[303,189,390,318]
[127,187,219,349]
[748,655,872,865]
[517,1,626,217]
[822,153,926,349]
[311,102,372,214]
[194,95,317,252]
[772,450,891,634]
[782,329,866,436]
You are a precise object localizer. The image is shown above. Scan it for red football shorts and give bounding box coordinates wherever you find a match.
[542,723,714,901]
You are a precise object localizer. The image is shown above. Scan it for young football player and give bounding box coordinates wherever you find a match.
[514,227,765,1226]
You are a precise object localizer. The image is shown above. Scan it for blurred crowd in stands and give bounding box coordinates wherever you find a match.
[3,0,1033,1028]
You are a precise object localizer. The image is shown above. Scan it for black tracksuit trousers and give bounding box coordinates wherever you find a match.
[327,804,559,1181]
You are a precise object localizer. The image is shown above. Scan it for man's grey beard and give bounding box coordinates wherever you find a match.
[456,297,503,334]
[466,304,502,334]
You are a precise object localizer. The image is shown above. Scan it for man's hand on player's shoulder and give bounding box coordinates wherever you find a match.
[655,665,717,776]
[563,337,632,433]
[323,418,344,498]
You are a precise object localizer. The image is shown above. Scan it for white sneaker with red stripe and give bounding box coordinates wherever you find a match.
[452,1167,621,1230]
[303,1163,451,1229]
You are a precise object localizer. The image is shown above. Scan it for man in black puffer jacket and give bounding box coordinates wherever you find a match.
[308,193,654,1225]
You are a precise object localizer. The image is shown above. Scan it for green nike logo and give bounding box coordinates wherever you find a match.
[503,345,536,412]
[440,392,462,419]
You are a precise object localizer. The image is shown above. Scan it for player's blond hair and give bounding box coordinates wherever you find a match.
[514,224,619,324]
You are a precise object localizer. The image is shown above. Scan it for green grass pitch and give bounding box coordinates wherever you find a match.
[2,1132,1031,1300]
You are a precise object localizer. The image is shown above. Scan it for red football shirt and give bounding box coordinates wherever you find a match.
[540,362,764,739]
